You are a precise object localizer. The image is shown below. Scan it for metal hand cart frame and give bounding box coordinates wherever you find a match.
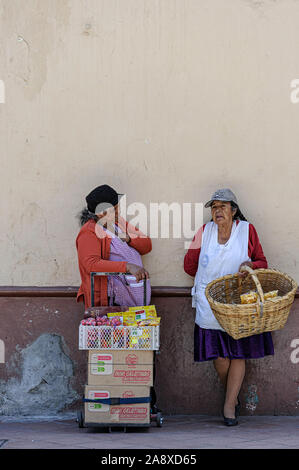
[77,272,163,432]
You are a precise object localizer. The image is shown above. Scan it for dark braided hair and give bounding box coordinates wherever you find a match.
[77,207,98,226]
[231,202,248,221]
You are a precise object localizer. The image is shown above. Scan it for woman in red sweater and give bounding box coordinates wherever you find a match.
[76,184,152,309]
[184,188,274,426]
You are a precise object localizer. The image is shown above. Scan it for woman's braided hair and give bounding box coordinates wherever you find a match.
[231,202,248,221]
[77,207,98,226]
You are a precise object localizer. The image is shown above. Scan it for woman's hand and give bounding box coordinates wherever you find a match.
[237,261,253,278]
[126,263,149,282]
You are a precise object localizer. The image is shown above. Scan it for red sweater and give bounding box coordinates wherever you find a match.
[76,216,152,308]
[184,220,267,278]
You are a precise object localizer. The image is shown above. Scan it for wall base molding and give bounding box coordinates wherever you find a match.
[0,285,298,298]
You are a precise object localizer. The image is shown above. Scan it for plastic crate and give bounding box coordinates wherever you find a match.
[79,324,160,350]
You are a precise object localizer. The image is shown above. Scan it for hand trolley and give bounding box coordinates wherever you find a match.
[77,272,163,432]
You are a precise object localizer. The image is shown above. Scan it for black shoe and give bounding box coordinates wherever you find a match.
[222,409,239,426]
[235,397,241,418]
[223,416,239,426]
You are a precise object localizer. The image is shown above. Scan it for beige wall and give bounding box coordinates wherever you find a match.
[1,0,299,287]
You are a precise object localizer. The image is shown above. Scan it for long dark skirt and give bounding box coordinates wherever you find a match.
[194,323,274,362]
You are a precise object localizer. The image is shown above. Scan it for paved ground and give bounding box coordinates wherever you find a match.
[0,413,299,449]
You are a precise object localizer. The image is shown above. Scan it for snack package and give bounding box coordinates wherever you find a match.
[106,311,139,326]
[264,290,278,300]
[101,306,160,329]
[129,326,151,348]
[107,312,124,318]
[107,312,125,325]
[129,305,157,314]
[240,291,258,304]
[122,311,138,326]
[128,305,157,321]
[137,317,161,327]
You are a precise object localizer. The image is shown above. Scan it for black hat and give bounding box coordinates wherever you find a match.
[85,185,123,214]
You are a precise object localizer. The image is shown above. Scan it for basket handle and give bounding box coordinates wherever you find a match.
[240,265,265,305]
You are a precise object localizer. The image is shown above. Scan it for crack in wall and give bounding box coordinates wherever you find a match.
[17,36,31,83]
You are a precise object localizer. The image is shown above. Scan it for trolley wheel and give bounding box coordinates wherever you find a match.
[156,412,163,427]
[77,410,84,428]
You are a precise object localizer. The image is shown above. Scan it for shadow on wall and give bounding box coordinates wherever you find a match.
[0,334,79,417]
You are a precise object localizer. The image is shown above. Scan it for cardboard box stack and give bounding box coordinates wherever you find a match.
[82,306,159,426]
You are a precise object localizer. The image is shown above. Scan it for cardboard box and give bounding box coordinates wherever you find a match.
[87,350,154,386]
[84,385,151,425]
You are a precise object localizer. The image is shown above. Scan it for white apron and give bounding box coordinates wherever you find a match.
[192,220,251,330]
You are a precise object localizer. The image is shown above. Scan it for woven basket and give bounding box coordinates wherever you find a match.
[205,265,298,339]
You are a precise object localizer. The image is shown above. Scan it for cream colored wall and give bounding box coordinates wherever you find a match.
[1,0,299,287]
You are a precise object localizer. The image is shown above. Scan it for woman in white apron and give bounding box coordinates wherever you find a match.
[184,189,274,426]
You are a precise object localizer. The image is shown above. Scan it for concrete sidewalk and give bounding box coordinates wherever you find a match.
[0,414,299,449]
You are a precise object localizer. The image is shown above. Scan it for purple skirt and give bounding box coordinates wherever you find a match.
[194,323,274,362]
